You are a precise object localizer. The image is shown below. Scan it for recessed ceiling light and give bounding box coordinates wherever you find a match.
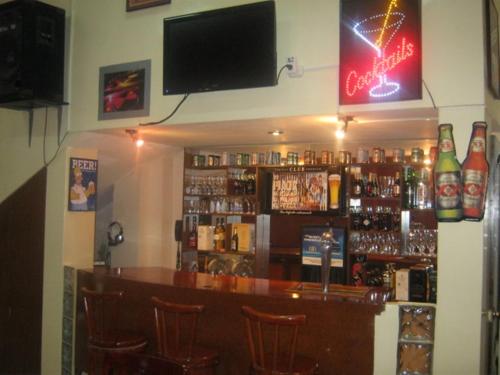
[268,130,283,136]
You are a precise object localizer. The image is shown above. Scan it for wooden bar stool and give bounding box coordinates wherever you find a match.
[241,305,319,375]
[151,296,219,375]
[81,287,148,375]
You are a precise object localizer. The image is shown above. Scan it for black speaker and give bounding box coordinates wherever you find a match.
[0,0,65,110]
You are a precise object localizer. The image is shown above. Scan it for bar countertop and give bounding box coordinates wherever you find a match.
[76,267,387,375]
[80,266,388,306]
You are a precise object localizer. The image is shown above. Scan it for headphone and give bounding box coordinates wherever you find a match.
[107,221,124,246]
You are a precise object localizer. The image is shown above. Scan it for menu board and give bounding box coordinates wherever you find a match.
[271,170,328,212]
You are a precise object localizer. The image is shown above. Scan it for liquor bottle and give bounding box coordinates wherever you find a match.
[365,173,374,197]
[188,216,197,249]
[231,227,239,252]
[462,122,489,221]
[402,166,416,209]
[392,171,401,198]
[362,206,373,230]
[213,218,221,250]
[351,172,363,198]
[434,124,463,221]
[219,218,226,250]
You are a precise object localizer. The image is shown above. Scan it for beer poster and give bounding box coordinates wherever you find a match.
[68,158,98,211]
[271,170,328,212]
[301,226,345,268]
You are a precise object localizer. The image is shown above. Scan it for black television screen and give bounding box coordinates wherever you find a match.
[163,1,277,95]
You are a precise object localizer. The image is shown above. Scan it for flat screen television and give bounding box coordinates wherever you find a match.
[163,1,277,95]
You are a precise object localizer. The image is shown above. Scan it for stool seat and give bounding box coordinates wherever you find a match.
[89,330,148,351]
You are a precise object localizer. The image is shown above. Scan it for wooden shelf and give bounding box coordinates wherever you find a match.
[197,249,254,256]
[184,194,257,198]
[183,212,256,216]
[349,252,437,264]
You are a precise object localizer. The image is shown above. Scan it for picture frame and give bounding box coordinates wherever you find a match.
[126,0,171,12]
[98,59,151,120]
[487,0,500,98]
[68,158,98,212]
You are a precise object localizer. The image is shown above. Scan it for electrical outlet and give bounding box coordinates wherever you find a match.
[286,56,303,78]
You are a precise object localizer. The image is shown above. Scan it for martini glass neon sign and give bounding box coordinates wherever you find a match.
[352,0,406,98]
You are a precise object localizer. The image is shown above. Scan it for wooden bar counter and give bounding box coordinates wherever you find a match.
[75,267,387,375]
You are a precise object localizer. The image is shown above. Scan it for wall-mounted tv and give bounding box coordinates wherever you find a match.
[163,1,277,95]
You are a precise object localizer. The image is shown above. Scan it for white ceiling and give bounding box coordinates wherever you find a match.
[92,107,439,151]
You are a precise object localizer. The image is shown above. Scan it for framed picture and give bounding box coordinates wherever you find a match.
[68,158,98,212]
[271,169,328,212]
[98,59,151,120]
[126,0,170,12]
[487,0,500,98]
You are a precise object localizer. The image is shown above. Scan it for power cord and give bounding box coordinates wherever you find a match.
[277,64,293,83]
[422,79,437,109]
[139,93,190,126]
[43,106,69,168]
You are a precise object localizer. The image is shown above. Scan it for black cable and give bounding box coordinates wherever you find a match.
[139,93,190,126]
[43,107,48,165]
[422,79,437,109]
[42,106,69,168]
[277,64,293,83]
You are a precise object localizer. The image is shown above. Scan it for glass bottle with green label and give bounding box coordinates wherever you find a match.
[434,124,463,221]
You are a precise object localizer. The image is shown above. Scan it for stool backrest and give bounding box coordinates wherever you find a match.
[81,287,124,345]
[241,305,306,374]
[151,296,204,359]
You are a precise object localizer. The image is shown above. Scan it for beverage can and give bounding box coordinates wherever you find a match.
[258,152,266,165]
[373,148,382,163]
[229,153,236,166]
[251,152,258,165]
[411,148,424,163]
[321,151,329,164]
[357,148,369,163]
[339,151,351,164]
[304,150,311,165]
[392,148,405,163]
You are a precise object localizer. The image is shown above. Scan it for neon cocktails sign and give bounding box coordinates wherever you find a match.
[339,0,422,105]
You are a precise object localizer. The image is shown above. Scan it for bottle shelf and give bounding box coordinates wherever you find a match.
[197,249,254,256]
[183,212,256,217]
[184,194,257,198]
[349,252,437,263]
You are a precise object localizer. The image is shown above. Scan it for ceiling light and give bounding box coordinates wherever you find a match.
[125,129,144,147]
[335,116,354,139]
[335,128,346,139]
[268,130,283,136]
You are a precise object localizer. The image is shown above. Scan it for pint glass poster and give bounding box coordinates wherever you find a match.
[301,226,345,268]
[271,170,328,211]
[68,158,98,211]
